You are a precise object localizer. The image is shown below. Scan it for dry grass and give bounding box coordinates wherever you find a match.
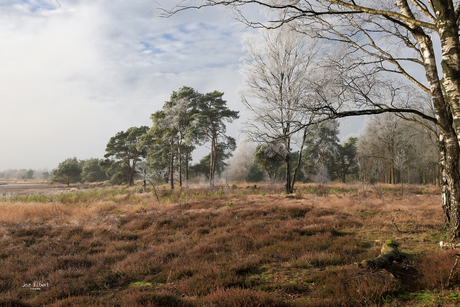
[0,183,457,306]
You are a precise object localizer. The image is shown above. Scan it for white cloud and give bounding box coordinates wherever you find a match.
[0,0,365,171]
[0,0,252,170]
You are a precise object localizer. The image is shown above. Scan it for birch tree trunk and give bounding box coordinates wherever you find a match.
[394,0,460,238]
[423,2,460,239]
[439,132,460,238]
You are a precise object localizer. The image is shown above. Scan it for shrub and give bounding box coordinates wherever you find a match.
[198,288,289,307]
[309,267,400,306]
[119,290,189,307]
[416,250,459,289]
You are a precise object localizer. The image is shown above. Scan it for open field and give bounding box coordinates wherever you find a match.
[0,183,459,306]
[0,183,67,196]
[0,180,105,196]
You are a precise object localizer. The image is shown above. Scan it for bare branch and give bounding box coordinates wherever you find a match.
[409,0,436,23]
[159,1,436,30]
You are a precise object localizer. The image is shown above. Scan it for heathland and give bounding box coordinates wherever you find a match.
[0,183,458,306]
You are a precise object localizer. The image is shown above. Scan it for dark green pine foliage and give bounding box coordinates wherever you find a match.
[100,126,149,186]
[253,144,284,182]
[81,158,108,183]
[303,120,340,183]
[192,91,239,186]
[144,133,171,186]
[50,157,82,186]
[245,162,265,182]
[330,137,358,183]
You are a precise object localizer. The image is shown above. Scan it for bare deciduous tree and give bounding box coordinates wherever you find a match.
[357,113,438,185]
[240,25,320,193]
[360,114,409,184]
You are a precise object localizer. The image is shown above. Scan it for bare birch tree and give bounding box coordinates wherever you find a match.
[161,0,460,239]
[240,25,320,193]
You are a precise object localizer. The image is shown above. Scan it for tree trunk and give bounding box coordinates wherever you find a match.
[178,142,182,187]
[439,132,460,239]
[143,168,146,193]
[284,132,293,194]
[185,146,189,188]
[290,128,308,192]
[212,148,217,186]
[169,142,175,190]
[129,172,134,186]
[434,2,460,239]
[285,154,292,194]
[264,163,271,182]
[436,164,440,187]
[407,165,410,185]
[127,161,134,186]
[130,156,138,186]
[209,136,216,187]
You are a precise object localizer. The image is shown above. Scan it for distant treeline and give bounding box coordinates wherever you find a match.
[0,169,49,180]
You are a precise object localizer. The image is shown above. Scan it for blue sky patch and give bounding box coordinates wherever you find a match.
[140,41,165,54]
[162,33,179,41]
[20,0,58,12]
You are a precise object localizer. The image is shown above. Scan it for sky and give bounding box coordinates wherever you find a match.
[0,0,363,171]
